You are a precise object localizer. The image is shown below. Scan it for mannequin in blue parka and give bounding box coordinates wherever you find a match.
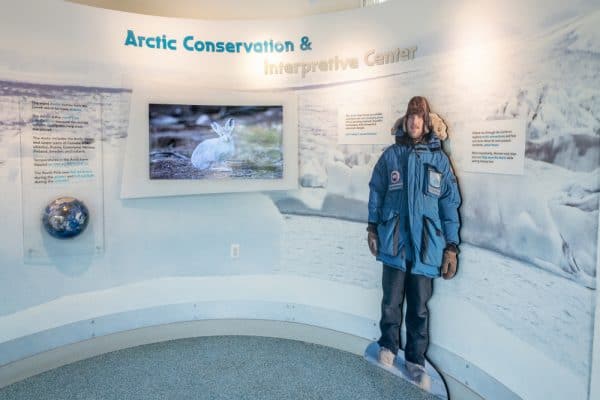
[367,96,461,379]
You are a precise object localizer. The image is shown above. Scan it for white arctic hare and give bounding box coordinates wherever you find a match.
[191,118,236,170]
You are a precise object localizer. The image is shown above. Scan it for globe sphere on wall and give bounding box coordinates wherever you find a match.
[42,197,90,239]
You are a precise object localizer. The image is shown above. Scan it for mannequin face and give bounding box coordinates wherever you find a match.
[407,114,424,139]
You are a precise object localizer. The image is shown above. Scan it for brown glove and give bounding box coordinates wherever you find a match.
[441,248,458,279]
[367,231,378,257]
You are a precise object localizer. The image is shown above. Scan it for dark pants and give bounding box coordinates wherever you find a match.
[377,263,433,366]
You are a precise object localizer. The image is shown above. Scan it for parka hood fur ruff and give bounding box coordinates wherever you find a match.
[391,112,448,141]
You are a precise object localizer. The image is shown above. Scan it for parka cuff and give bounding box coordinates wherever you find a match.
[366,222,378,234]
[444,243,459,254]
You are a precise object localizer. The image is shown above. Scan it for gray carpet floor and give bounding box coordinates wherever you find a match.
[0,336,438,399]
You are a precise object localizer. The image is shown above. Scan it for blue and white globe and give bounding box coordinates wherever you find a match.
[42,197,89,239]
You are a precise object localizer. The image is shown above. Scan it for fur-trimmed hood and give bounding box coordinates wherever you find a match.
[391,112,448,141]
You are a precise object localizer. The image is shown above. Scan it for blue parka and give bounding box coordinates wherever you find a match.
[368,130,461,277]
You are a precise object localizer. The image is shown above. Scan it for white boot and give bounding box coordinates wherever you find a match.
[405,360,431,390]
[378,346,395,367]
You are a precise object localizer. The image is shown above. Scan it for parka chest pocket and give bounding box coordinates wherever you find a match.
[424,165,442,197]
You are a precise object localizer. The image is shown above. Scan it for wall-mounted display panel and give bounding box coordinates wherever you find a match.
[149,104,284,181]
[121,86,297,198]
[19,91,105,261]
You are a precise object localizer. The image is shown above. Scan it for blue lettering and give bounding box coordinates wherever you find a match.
[183,36,194,51]
[171,38,294,54]
[124,31,177,50]
[124,29,137,47]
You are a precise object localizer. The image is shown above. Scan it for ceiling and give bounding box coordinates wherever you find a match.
[66,0,376,20]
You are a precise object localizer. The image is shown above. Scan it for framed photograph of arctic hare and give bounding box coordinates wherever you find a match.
[149,104,284,181]
[120,87,298,198]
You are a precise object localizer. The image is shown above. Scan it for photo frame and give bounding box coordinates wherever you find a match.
[121,85,298,198]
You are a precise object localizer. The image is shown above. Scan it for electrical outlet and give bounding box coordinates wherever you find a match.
[230,243,240,258]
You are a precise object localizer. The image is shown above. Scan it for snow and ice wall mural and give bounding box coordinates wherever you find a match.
[272,10,600,394]
[0,1,598,399]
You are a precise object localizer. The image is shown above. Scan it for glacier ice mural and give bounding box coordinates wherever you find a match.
[270,11,599,380]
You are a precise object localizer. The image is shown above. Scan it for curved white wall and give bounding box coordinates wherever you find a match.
[0,1,598,399]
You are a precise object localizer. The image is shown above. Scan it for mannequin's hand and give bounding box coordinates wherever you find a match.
[441,249,458,279]
[367,231,378,257]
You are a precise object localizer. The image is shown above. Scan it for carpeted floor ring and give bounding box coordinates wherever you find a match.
[0,336,438,400]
